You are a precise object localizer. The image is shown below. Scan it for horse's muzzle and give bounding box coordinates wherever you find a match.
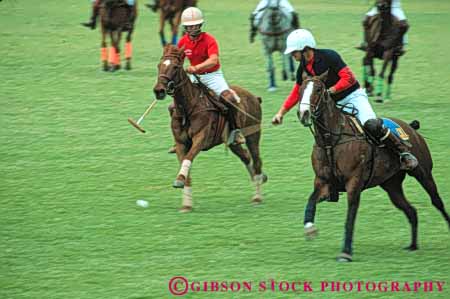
[153,87,167,100]
[299,110,312,127]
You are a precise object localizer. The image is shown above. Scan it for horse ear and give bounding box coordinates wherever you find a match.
[318,70,329,82]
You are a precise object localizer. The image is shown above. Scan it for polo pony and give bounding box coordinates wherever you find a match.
[100,0,137,71]
[298,72,449,262]
[153,45,268,212]
[359,0,409,102]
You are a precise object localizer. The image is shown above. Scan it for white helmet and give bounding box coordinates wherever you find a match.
[284,29,316,54]
[181,7,204,26]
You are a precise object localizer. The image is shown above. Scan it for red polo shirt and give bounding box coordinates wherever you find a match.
[177,32,221,74]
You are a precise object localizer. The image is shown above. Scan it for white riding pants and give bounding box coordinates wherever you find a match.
[189,69,230,97]
[336,88,376,125]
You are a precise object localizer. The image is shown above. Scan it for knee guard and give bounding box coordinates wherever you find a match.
[363,118,386,139]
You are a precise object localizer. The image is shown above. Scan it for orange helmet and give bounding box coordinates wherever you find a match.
[181,7,204,26]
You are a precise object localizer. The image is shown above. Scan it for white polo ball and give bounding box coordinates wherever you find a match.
[136,199,149,208]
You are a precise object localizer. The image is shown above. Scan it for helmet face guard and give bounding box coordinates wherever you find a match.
[184,24,203,38]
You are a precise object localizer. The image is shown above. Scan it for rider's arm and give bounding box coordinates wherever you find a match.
[282,83,301,111]
[192,54,219,73]
[326,50,357,94]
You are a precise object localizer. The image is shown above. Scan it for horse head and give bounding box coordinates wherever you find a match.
[153,45,185,100]
[297,70,330,127]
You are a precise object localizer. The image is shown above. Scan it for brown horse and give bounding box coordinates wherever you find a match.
[360,0,408,102]
[100,0,137,71]
[148,0,197,46]
[298,73,450,262]
[153,45,267,212]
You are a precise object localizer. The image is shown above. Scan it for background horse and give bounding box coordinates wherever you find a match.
[360,0,409,102]
[100,0,137,71]
[153,45,267,212]
[148,0,197,46]
[250,1,297,91]
[298,73,450,262]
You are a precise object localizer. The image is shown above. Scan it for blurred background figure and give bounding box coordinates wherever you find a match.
[358,0,408,50]
[146,0,198,46]
[249,0,299,91]
[82,0,137,30]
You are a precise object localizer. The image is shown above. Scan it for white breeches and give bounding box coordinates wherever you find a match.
[336,88,376,125]
[189,69,230,96]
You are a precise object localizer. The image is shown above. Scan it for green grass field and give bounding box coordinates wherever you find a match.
[1,0,449,298]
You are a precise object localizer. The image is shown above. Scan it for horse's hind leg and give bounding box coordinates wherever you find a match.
[412,168,450,230]
[159,13,167,46]
[288,55,295,81]
[244,131,268,203]
[381,172,418,250]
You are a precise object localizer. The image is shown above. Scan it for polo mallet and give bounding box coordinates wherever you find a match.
[128,100,157,133]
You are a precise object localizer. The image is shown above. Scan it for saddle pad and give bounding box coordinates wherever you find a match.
[382,118,409,141]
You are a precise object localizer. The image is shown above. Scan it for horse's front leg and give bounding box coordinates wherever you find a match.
[173,133,205,189]
[337,178,363,262]
[375,50,393,103]
[171,12,181,45]
[304,177,329,239]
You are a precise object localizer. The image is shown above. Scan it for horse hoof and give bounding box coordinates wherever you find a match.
[173,180,185,188]
[336,252,353,262]
[304,226,318,240]
[375,96,384,103]
[267,86,277,92]
[251,195,262,204]
[125,62,131,70]
[179,206,192,213]
[404,244,418,251]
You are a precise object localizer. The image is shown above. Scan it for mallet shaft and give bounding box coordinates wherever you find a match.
[137,100,157,124]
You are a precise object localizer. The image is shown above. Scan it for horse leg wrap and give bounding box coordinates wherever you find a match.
[182,186,193,207]
[101,47,108,62]
[108,47,116,65]
[125,42,132,59]
[178,160,192,178]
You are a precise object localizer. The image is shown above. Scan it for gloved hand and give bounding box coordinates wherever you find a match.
[272,113,283,125]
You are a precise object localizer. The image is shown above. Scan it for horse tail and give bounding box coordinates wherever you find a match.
[410,120,420,130]
[256,96,262,103]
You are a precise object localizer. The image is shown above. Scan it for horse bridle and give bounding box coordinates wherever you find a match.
[158,56,189,96]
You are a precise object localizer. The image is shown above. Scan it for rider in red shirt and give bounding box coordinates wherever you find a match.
[175,7,244,146]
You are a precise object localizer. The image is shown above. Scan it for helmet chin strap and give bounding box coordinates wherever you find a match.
[185,24,203,38]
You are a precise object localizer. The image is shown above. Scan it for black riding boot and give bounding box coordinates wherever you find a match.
[82,4,100,30]
[221,91,245,146]
[381,129,418,170]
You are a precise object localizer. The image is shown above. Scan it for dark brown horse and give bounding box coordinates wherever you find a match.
[148,0,197,46]
[298,73,450,262]
[100,0,137,71]
[153,45,267,212]
[360,0,408,102]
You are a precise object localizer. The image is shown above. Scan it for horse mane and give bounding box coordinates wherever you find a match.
[163,44,184,58]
